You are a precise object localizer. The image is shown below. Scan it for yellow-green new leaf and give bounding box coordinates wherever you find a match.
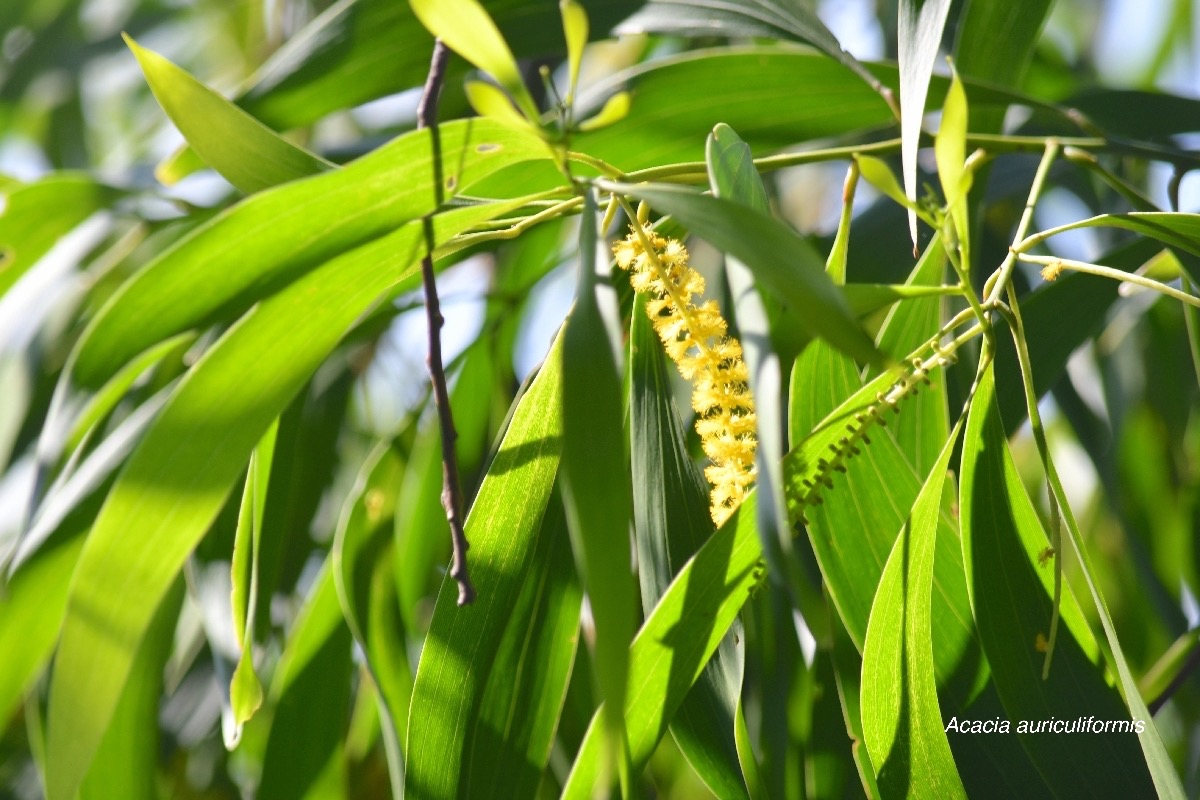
[561,0,588,102]
[465,80,536,131]
[227,419,279,746]
[935,63,971,254]
[577,92,631,133]
[409,0,539,120]
[125,35,333,194]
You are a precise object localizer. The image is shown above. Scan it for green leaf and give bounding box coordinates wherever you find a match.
[71,119,554,389]
[43,198,532,800]
[898,0,952,245]
[409,0,539,120]
[125,35,333,194]
[616,0,896,114]
[560,0,587,102]
[861,420,967,800]
[576,91,631,133]
[872,237,950,475]
[629,294,748,800]
[256,561,354,800]
[404,330,565,798]
[952,0,1053,133]
[228,419,279,746]
[0,173,115,298]
[333,442,411,798]
[79,581,182,800]
[465,80,535,130]
[561,494,764,798]
[959,365,1155,797]
[560,191,634,789]
[597,180,885,368]
[464,495,582,798]
[0,533,85,722]
[857,155,916,212]
[935,63,971,251]
[787,341,983,705]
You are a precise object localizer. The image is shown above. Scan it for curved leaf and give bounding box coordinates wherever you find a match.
[71,119,553,389]
[126,36,333,194]
[0,174,115,298]
[44,198,534,800]
[617,0,895,112]
[409,0,539,119]
[561,494,763,798]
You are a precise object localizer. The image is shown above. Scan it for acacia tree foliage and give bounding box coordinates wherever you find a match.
[2,0,1200,797]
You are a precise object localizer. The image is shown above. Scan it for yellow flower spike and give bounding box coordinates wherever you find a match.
[613,222,757,525]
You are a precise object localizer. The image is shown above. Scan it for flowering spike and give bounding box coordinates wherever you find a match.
[615,223,757,525]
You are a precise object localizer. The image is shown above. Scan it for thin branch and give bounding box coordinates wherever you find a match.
[1018,253,1200,311]
[418,39,475,605]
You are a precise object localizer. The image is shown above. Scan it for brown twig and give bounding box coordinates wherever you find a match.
[418,39,475,605]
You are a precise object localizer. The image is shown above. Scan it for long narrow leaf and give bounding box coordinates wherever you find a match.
[861,420,967,799]
[404,329,566,798]
[44,198,535,800]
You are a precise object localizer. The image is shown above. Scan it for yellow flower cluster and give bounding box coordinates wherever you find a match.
[614,224,757,526]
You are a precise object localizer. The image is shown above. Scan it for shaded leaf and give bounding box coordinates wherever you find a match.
[630,293,747,799]
[560,191,634,789]
[561,494,764,797]
[959,365,1154,798]
[464,495,582,798]
[257,562,354,800]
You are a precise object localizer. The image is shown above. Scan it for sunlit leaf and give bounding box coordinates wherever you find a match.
[409,0,539,119]
[861,421,967,800]
[405,330,565,798]
[126,35,333,194]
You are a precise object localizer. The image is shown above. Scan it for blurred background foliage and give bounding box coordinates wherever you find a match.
[1,0,1199,798]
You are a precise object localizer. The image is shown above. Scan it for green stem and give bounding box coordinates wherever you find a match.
[1018,253,1200,310]
[991,300,1064,679]
[1043,482,1062,681]
[1062,147,1158,211]
[983,140,1060,304]
[568,150,624,179]
[448,195,584,250]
